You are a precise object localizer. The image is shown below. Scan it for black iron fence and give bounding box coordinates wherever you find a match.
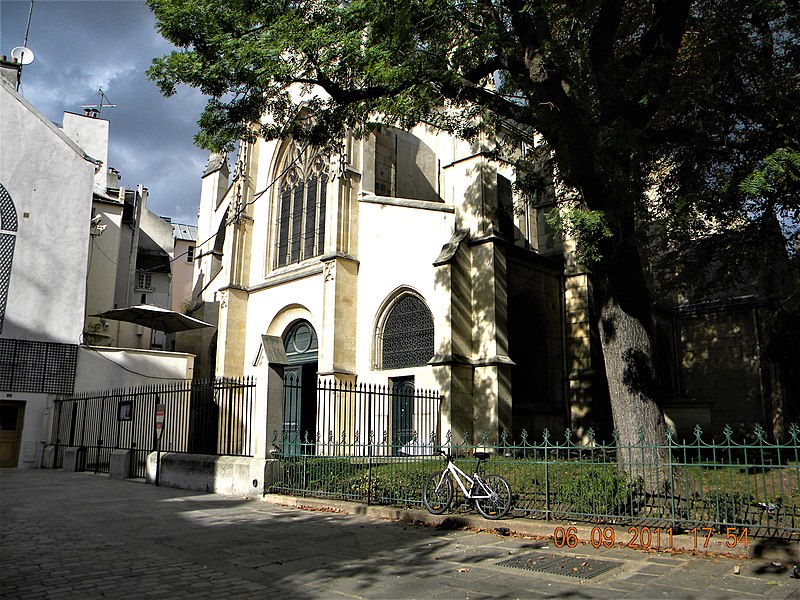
[51,377,256,477]
[276,378,441,457]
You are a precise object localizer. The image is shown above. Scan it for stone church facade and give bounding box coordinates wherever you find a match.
[179,121,796,446]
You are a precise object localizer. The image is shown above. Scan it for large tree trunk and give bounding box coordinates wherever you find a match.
[594,241,670,492]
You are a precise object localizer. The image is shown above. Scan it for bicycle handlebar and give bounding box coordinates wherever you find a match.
[437,449,489,462]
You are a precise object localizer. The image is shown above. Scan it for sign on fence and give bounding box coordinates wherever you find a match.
[155,403,166,439]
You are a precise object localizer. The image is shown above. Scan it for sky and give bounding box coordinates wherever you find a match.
[1,0,210,225]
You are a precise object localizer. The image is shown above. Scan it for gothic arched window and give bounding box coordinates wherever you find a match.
[379,294,434,370]
[273,144,328,268]
[0,183,17,334]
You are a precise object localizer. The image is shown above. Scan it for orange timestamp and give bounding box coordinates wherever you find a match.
[553,525,749,550]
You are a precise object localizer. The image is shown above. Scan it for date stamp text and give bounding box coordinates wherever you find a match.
[553,525,749,550]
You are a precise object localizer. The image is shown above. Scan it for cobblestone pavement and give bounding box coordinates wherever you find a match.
[1,469,799,599]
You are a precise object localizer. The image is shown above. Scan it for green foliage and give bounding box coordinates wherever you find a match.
[337,466,429,504]
[147,0,800,259]
[706,491,755,526]
[546,207,613,265]
[554,466,642,516]
[280,458,361,493]
[740,149,800,200]
[82,320,108,346]
[275,458,430,505]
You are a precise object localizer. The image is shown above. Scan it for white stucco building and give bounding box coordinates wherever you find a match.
[0,59,196,468]
[0,59,97,467]
[170,223,197,315]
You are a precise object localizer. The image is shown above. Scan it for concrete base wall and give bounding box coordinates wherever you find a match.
[145,453,280,498]
[109,450,131,480]
[62,447,85,472]
[41,445,57,469]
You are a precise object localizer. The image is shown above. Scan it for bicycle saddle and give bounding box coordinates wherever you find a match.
[474,451,490,460]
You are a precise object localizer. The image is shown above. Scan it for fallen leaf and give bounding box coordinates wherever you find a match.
[457,568,470,573]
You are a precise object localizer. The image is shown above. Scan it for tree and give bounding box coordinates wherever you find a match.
[148,0,800,477]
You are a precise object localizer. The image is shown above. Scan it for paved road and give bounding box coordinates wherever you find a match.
[1,469,798,599]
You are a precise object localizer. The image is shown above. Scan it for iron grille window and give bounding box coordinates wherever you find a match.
[381,295,435,370]
[0,338,77,394]
[273,146,328,269]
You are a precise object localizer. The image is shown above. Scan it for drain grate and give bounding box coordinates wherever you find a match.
[497,552,621,579]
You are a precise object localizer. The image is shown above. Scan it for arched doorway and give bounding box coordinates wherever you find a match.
[282,320,318,454]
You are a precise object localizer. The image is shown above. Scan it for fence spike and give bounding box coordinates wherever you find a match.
[498,429,507,446]
[693,424,703,441]
[722,424,733,441]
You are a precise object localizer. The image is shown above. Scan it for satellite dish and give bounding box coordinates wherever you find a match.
[11,46,34,65]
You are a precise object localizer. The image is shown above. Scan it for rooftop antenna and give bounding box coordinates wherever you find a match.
[10,0,36,91]
[80,87,118,117]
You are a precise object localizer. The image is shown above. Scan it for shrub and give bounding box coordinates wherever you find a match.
[705,491,755,526]
[555,465,641,516]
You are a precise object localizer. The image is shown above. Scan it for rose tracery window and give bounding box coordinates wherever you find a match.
[380,294,435,370]
[273,145,328,269]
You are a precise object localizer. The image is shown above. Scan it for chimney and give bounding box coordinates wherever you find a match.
[0,56,21,89]
[106,167,120,189]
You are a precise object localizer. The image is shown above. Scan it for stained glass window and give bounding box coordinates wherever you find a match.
[273,146,328,269]
[381,295,434,370]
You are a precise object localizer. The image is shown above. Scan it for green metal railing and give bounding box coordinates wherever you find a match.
[269,423,800,537]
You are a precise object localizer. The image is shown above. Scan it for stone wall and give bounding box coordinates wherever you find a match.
[145,453,278,499]
[677,307,764,433]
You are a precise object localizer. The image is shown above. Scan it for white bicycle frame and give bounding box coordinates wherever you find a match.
[439,458,493,499]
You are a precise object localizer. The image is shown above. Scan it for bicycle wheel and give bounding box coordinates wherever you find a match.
[422,470,454,515]
[474,474,511,519]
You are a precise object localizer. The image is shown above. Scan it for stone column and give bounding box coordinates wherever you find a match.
[432,229,475,444]
[215,287,248,377]
[469,237,513,443]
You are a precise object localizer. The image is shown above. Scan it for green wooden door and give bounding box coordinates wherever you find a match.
[392,379,414,455]
[282,321,318,456]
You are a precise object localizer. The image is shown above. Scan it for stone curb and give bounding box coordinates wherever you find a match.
[261,494,756,559]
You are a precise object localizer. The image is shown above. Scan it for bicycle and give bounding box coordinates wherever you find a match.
[422,450,512,520]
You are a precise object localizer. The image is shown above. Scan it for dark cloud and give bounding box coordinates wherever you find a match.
[1,0,208,225]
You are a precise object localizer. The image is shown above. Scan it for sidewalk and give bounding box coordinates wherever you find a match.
[1,469,798,599]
